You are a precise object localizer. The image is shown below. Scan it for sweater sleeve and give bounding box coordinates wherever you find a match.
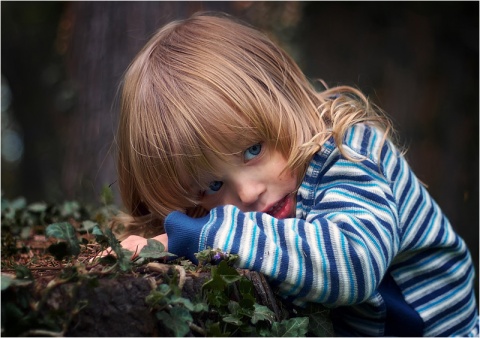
[165,154,400,307]
[164,211,211,264]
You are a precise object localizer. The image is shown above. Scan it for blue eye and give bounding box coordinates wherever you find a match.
[205,180,223,195]
[244,143,262,161]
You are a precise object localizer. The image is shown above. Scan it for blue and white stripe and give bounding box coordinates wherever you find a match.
[197,123,478,336]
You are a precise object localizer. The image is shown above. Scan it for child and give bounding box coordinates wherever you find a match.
[114,12,478,336]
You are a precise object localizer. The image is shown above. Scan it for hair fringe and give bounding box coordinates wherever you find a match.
[114,12,401,239]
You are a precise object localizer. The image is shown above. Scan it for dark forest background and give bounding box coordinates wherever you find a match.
[2,2,478,294]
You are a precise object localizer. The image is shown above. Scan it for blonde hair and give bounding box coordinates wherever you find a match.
[114,12,392,238]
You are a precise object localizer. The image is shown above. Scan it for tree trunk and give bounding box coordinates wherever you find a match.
[61,1,238,204]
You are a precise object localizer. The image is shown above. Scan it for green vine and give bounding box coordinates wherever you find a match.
[1,190,334,337]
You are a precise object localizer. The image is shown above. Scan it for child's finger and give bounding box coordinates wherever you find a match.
[89,247,115,263]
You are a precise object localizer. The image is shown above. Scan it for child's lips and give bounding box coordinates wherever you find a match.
[263,194,294,219]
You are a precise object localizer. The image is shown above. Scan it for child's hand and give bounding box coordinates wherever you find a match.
[94,234,169,261]
[120,235,149,254]
[120,234,169,254]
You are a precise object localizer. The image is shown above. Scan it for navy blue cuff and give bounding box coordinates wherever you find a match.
[164,211,210,264]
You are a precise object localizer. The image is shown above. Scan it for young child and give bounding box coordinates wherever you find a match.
[114,12,478,336]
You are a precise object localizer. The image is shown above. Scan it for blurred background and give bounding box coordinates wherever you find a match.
[2,2,478,295]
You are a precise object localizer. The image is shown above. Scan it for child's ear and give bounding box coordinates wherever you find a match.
[186,205,209,218]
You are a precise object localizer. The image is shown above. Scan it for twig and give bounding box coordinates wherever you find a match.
[146,262,186,290]
[2,266,64,272]
[130,245,140,261]
[20,329,63,337]
[188,322,206,336]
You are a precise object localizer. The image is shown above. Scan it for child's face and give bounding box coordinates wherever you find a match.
[197,143,297,219]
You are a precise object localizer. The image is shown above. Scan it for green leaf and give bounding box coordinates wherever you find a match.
[216,260,239,277]
[227,300,241,315]
[251,304,276,324]
[104,228,132,271]
[9,197,27,210]
[156,307,192,337]
[1,274,13,290]
[91,225,109,244]
[60,201,81,218]
[146,288,170,308]
[45,222,80,256]
[206,321,230,337]
[15,265,33,280]
[2,197,26,221]
[80,220,98,233]
[222,314,244,326]
[307,308,334,337]
[202,266,227,291]
[239,294,255,311]
[100,185,114,205]
[271,317,309,337]
[27,202,47,213]
[89,225,132,270]
[220,274,242,284]
[239,277,254,296]
[202,260,241,290]
[139,238,176,259]
[206,289,229,308]
[1,274,32,290]
[169,294,208,312]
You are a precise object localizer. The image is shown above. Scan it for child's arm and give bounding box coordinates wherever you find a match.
[165,162,399,307]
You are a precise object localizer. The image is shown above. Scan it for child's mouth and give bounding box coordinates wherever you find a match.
[265,195,294,219]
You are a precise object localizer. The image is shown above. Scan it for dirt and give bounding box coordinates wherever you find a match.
[1,231,287,336]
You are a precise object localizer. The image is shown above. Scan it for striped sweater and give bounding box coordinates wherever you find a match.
[165,123,479,336]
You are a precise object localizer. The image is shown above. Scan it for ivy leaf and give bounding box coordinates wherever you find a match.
[239,293,255,311]
[239,277,254,296]
[91,225,132,271]
[146,284,172,308]
[91,225,109,245]
[271,317,309,337]
[5,197,26,212]
[1,274,13,290]
[100,184,114,205]
[206,321,230,337]
[221,274,242,284]
[307,308,334,337]
[156,307,192,337]
[59,201,81,219]
[79,220,98,234]
[213,260,242,285]
[202,264,228,291]
[169,294,208,312]
[216,260,239,276]
[222,314,244,326]
[27,202,47,213]
[1,274,32,291]
[139,239,176,259]
[46,222,80,256]
[251,304,276,324]
[106,229,132,271]
[206,289,229,308]
[15,265,33,280]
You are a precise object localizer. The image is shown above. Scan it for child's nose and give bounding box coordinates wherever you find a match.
[235,180,264,207]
